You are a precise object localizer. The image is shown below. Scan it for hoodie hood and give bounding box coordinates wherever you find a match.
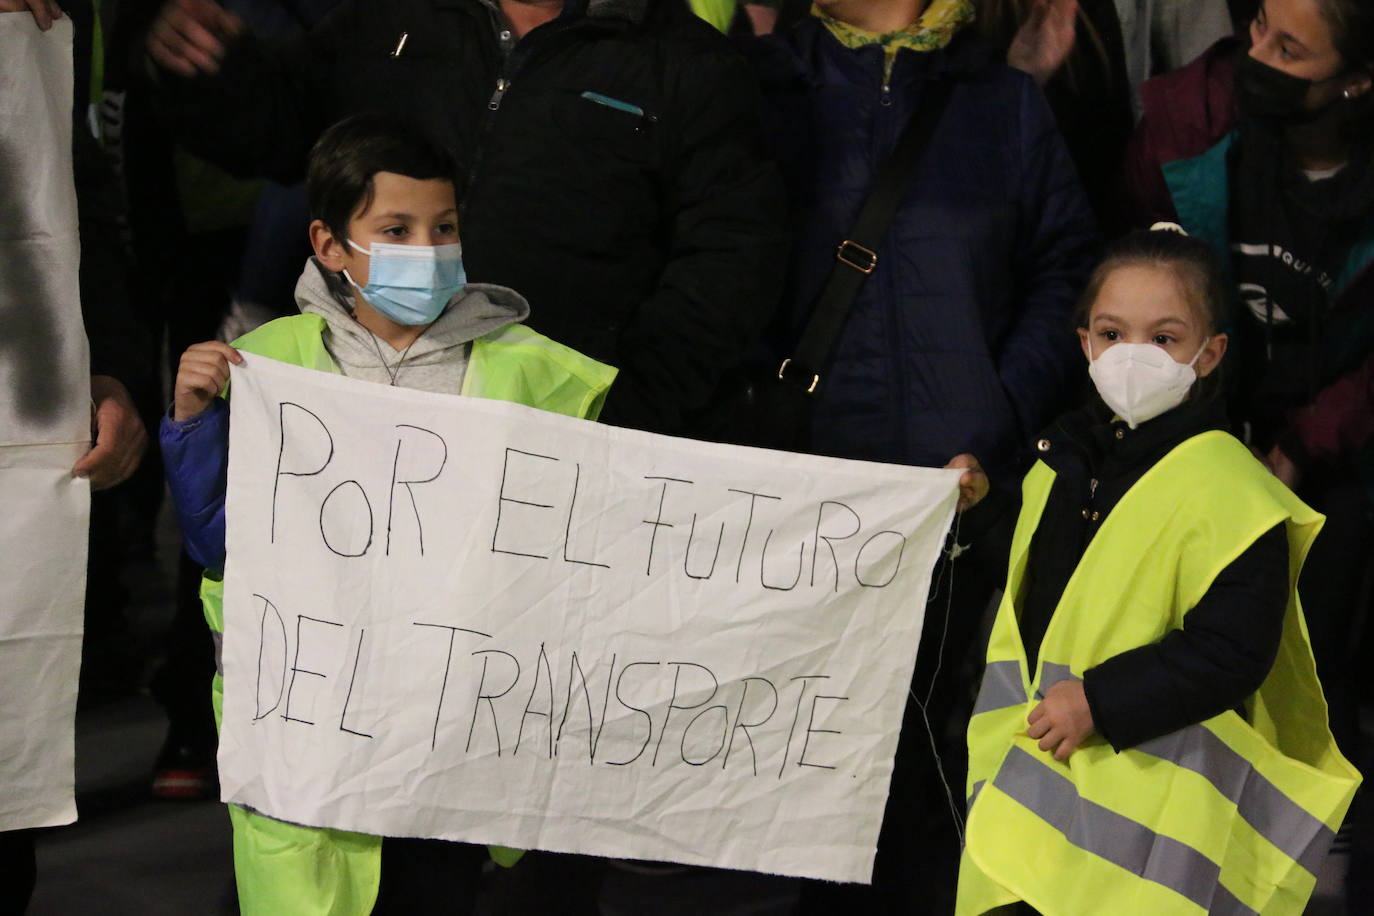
[295,257,530,394]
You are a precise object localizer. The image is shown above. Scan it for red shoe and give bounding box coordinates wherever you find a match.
[151,744,219,801]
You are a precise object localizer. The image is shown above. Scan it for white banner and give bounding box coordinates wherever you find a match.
[221,353,959,882]
[0,14,90,832]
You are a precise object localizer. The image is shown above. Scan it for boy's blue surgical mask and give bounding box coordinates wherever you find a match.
[343,240,466,326]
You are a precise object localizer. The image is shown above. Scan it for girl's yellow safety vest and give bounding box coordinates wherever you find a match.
[959,430,1360,916]
[200,314,616,916]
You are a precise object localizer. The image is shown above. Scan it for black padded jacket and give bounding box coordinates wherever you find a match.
[151,0,788,434]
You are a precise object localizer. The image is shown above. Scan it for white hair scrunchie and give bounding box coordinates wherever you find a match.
[1149,221,1189,236]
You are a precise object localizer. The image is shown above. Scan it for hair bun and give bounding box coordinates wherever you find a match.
[1149,221,1189,236]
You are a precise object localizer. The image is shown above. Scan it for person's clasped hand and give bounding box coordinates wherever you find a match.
[72,376,148,491]
[1265,444,1302,490]
[0,0,63,30]
[1026,678,1094,761]
[146,0,244,78]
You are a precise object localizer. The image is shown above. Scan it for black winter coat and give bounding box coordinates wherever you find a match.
[748,21,1098,481]
[1021,392,1290,751]
[152,0,788,434]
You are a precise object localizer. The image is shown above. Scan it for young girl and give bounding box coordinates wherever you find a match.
[957,229,1360,916]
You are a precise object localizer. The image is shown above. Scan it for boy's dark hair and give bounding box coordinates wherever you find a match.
[306,113,463,248]
[1074,227,1231,335]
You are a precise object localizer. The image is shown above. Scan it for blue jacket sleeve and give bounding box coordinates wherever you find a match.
[998,75,1100,440]
[160,400,230,573]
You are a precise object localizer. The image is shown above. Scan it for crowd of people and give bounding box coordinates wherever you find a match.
[5,0,1374,913]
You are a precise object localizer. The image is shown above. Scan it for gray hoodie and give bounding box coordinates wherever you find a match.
[295,258,530,394]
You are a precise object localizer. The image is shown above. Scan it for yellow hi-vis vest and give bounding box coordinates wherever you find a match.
[688,0,736,31]
[958,430,1360,916]
[200,314,616,916]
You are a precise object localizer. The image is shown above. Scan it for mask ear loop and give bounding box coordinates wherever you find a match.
[1180,337,1215,403]
[338,240,373,311]
[1187,337,1211,368]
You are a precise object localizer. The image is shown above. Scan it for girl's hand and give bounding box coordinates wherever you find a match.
[944,453,989,512]
[1027,679,1094,761]
[173,341,242,421]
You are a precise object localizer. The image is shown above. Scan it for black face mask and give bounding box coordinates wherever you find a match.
[1237,53,1342,124]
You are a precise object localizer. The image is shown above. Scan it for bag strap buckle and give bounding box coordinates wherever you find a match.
[778,358,820,394]
[835,240,878,274]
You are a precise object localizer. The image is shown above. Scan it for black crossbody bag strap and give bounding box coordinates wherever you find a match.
[779,78,955,393]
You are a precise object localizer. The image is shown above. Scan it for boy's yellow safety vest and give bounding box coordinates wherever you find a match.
[959,430,1360,916]
[200,314,616,916]
[688,0,736,32]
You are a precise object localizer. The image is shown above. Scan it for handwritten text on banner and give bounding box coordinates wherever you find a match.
[220,353,960,883]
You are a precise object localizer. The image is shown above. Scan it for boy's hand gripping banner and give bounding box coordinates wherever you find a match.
[221,354,960,882]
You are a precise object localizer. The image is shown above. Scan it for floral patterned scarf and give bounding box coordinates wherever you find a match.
[812,0,976,79]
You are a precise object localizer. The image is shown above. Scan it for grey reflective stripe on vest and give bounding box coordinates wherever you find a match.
[993,745,1258,915]
[968,779,986,813]
[1034,661,1333,874]
[1035,662,1078,700]
[972,660,1027,715]
[1135,725,1335,876]
[212,629,223,676]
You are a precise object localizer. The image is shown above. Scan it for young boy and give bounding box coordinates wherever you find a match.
[161,113,616,916]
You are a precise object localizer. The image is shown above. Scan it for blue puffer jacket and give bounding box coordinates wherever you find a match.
[749,20,1098,478]
[162,400,231,573]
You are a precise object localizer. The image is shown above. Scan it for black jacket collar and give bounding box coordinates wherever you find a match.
[1036,386,1230,478]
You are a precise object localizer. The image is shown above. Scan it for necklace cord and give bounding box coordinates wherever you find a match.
[365,325,426,386]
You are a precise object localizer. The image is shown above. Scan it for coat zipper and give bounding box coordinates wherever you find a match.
[487,77,511,111]
[465,18,612,204]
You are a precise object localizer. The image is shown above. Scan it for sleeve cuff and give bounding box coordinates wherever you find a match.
[161,398,227,438]
[1082,657,1144,752]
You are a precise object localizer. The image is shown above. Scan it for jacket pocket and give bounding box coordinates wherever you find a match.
[550,88,657,167]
